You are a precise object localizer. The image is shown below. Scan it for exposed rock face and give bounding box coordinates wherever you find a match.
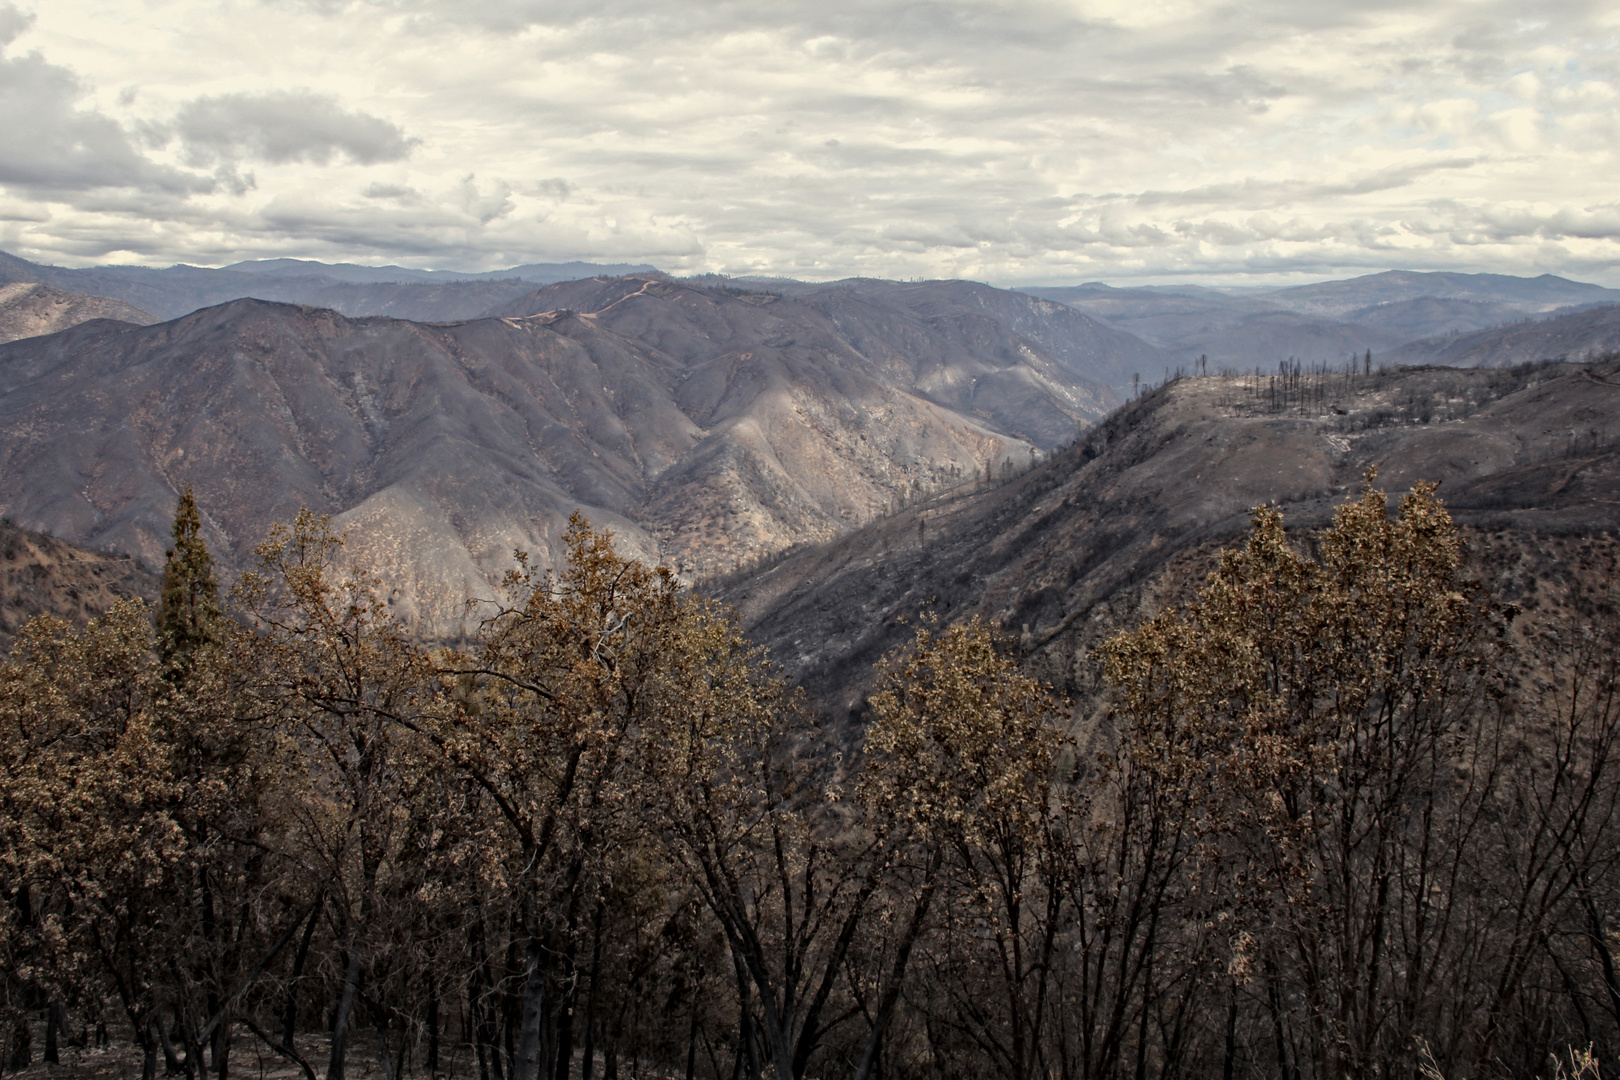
[0,275,1128,630]
[0,282,156,343]
[715,360,1620,714]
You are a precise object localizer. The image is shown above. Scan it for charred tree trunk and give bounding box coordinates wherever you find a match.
[45,1002,60,1065]
[327,949,363,1080]
[427,991,440,1076]
[280,894,322,1050]
[514,936,549,1080]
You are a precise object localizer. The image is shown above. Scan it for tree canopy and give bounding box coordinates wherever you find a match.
[3,481,1619,1080]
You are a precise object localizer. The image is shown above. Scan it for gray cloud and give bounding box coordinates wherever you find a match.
[174,91,416,167]
[0,3,32,46]
[363,181,418,199]
[0,17,204,193]
[531,177,573,202]
[1129,160,1483,209]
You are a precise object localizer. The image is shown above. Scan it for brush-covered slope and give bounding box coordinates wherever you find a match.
[716,360,1620,714]
[0,282,156,343]
[0,521,157,657]
[0,275,1124,629]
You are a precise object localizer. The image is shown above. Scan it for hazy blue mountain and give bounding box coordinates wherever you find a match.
[0,250,657,321]
[1023,269,1620,374]
[1384,303,1620,367]
[1341,296,1518,340]
[222,258,657,284]
[1263,270,1620,318]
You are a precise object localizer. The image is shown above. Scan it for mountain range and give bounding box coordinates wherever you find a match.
[3,250,1620,666]
[7,248,1620,370]
[0,251,656,322]
[0,273,1138,630]
[1023,270,1620,371]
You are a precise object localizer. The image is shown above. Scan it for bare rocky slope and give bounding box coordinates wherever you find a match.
[714,359,1620,715]
[0,274,1130,631]
[0,282,156,343]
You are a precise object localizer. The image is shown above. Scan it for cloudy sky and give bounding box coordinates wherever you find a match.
[2,0,1618,284]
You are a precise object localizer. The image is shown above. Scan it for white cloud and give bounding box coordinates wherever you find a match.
[0,0,1616,283]
[1488,106,1545,151]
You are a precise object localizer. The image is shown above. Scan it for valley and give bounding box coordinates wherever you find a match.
[2,254,1618,656]
[715,359,1620,713]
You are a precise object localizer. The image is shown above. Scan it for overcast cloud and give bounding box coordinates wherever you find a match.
[0,0,1617,284]
[174,91,417,168]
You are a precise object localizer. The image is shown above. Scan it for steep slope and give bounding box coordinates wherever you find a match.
[1385,304,1620,367]
[776,277,1165,397]
[716,360,1620,714]
[0,282,1093,628]
[494,274,1133,443]
[0,282,157,343]
[0,521,158,657]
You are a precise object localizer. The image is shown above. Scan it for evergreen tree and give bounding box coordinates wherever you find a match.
[157,487,222,671]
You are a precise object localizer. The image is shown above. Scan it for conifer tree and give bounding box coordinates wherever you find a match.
[158,487,222,671]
